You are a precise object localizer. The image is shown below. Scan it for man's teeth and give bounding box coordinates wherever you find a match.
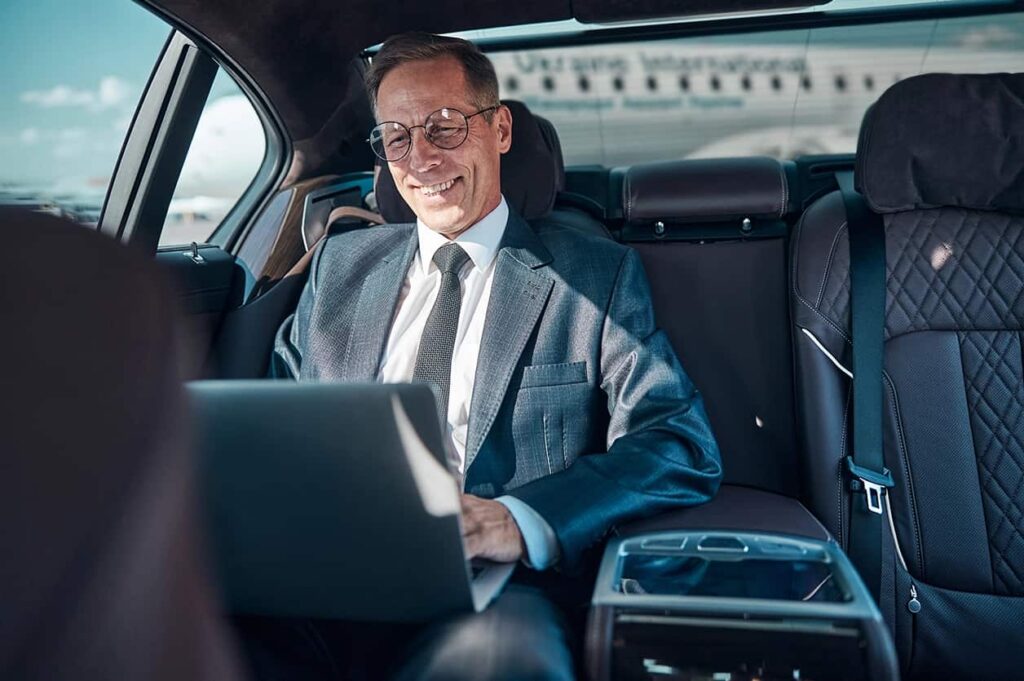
[421,179,456,196]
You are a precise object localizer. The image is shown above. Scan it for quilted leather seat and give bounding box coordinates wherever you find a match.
[791,73,1024,680]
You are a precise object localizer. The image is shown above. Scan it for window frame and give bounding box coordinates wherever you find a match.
[101,2,290,255]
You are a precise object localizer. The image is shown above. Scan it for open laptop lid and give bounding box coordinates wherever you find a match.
[189,380,503,622]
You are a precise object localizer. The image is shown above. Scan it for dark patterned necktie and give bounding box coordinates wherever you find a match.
[412,243,471,419]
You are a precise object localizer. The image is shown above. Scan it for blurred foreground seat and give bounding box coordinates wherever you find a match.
[0,208,243,681]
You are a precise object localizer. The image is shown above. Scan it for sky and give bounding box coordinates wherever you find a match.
[0,0,236,193]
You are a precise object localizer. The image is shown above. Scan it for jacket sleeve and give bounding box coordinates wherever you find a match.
[507,248,723,570]
[268,240,328,379]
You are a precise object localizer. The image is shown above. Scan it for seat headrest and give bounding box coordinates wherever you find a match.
[375,99,560,224]
[857,73,1024,214]
[623,157,788,223]
[533,113,566,192]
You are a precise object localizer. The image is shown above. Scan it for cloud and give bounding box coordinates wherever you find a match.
[51,130,92,159]
[52,143,82,159]
[21,85,96,108]
[20,128,40,145]
[18,127,88,150]
[58,128,87,141]
[20,76,133,111]
[97,76,131,108]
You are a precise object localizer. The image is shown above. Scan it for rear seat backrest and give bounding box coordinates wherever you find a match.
[621,157,799,497]
[792,73,1024,680]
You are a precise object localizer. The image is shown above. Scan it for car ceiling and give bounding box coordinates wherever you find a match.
[138,0,864,179]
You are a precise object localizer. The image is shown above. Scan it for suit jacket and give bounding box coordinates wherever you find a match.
[273,209,722,570]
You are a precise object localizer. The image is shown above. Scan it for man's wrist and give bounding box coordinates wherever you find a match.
[495,495,560,570]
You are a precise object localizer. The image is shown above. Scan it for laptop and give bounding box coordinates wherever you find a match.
[187,380,515,622]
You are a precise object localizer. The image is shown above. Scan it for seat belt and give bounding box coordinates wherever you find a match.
[285,205,384,279]
[837,171,894,603]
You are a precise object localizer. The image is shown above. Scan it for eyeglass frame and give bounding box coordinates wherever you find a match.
[366,105,499,162]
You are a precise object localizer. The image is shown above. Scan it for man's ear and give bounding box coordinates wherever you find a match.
[495,104,513,155]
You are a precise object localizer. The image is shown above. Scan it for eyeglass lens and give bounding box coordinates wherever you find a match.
[369,108,470,161]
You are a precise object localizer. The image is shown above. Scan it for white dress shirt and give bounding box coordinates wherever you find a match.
[379,196,559,569]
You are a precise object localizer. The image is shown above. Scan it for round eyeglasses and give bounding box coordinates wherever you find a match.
[367,106,497,162]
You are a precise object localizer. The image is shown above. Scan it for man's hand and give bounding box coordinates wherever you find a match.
[461,494,525,563]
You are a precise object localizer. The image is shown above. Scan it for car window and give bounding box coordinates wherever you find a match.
[0,0,168,225]
[159,70,267,247]
[490,12,1024,165]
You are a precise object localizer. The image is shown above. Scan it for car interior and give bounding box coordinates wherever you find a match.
[7,0,1024,679]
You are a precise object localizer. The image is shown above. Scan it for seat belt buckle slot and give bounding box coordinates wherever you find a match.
[845,456,894,516]
[862,479,885,514]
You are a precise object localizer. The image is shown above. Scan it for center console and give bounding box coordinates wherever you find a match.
[586,487,899,681]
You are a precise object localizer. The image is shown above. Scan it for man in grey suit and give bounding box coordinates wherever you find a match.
[267,31,721,681]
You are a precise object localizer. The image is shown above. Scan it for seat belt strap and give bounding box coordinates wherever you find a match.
[837,171,893,603]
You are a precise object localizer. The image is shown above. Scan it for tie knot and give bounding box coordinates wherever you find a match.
[432,243,470,275]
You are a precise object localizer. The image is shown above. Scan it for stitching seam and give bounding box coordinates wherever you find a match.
[561,417,568,470]
[543,411,554,474]
[957,331,999,593]
[816,221,849,308]
[838,383,851,548]
[884,370,926,575]
[790,207,853,342]
[777,161,788,217]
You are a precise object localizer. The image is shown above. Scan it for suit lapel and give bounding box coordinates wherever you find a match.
[340,227,418,381]
[465,212,553,469]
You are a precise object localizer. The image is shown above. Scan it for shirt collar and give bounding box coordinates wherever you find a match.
[416,196,508,276]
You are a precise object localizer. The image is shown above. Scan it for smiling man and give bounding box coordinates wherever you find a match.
[269,32,721,680]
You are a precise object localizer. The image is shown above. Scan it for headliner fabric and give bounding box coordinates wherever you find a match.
[375,99,559,223]
[857,72,1024,214]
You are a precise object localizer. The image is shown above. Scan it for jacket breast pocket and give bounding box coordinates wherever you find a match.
[512,361,589,478]
[519,361,588,389]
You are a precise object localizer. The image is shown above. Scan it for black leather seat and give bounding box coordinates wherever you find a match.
[620,157,800,497]
[792,73,1024,680]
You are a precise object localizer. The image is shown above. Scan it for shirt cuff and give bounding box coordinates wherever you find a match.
[495,495,561,570]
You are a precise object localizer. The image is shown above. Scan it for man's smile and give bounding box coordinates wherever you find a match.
[414,176,462,198]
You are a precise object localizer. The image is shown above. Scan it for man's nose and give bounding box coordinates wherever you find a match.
[407,128,443,172]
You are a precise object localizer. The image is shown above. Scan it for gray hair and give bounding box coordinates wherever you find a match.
[365,32,499,117]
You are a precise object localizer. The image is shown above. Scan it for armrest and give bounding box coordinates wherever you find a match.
[618,485,831,541]
[588,487,898,681]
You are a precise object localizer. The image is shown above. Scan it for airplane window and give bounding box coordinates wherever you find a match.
[505,76,519,92]
[542,76,555,92]
[0,2,167,227]
[488,13,1024,165]
[159,70,266,246]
